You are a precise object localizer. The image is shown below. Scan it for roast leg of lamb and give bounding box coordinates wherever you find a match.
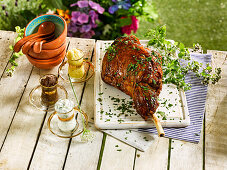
[101,35,164,136]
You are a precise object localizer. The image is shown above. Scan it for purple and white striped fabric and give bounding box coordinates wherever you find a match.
[138,53,211,143]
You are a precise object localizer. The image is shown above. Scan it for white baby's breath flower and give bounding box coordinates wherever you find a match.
[80,129,95,142]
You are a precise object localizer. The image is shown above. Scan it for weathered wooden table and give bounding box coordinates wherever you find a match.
[0,30,226,170]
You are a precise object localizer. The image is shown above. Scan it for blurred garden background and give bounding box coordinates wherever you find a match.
[0,0,227,51]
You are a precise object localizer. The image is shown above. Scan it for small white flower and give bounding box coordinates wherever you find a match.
[80,129,95,142]
[46,9,55,14]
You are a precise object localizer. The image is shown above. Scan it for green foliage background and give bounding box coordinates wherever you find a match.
[0,0,66,31]
[1,0,227,51]
[135,0,227,51]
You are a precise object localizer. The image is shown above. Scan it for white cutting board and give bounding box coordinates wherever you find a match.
[94,40,190,129]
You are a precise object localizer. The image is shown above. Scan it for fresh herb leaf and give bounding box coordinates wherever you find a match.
[6,26,25,77]
[146,25,221,90]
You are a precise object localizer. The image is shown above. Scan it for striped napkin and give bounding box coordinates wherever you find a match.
[137,53,211,143]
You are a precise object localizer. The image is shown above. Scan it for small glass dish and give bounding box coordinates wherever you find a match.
[58,59,95,83]
[29,84,68,111]
[47,107,88,138]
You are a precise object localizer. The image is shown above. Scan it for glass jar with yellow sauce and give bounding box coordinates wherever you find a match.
[67,49,85,79]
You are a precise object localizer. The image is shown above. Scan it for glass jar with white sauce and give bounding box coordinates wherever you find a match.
[55,99,77,132]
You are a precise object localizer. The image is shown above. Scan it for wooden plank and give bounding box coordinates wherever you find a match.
[165,51,227,170]
[64,75,103,170]
[205,50,227,170]
[0,31,16,76]
[134,138,169,170]
[0,36,33,149]
[0,67,46,169]
[80,76,95,123]
[0,37,95,169]
[27,65,69,170]
[169,136,203,170]
[29,38,96,170]
[64,125,103,170]
[99,135,135,170]
[28,73,85,170]
[168,51,206,170]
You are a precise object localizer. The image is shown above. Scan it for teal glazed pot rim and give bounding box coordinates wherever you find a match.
[24,14,67,50]
[24,14,65,36]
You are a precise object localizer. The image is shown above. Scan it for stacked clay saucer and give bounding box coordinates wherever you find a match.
[24,14,67,69]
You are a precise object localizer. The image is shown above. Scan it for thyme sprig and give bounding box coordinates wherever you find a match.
[146,25,221,90]
[68,74,94,142]
[6,26,25,77]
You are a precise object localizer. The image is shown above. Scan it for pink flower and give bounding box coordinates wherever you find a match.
[77,1,89,8]
[71,11,81,23]
[121,16,139,35]
[71,1,89,8]
[89,1,105,14]
[78,13,89,24]
[80,24,92,33]
[89,10,98,24]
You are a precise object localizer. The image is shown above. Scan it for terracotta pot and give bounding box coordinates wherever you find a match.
[24,14,67,50]
[26,48,66,69]
[28,40,66,59]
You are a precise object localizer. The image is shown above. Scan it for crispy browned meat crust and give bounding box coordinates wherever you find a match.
[101,35,163,120]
